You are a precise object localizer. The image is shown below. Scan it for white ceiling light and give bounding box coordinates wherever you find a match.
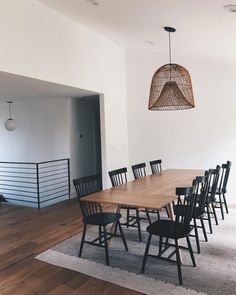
[224,4,236,12]
[4,101,17,131]
[145,41,155,45]
[86,0,99,6]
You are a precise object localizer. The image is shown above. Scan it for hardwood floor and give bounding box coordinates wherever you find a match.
[0,199,144,295]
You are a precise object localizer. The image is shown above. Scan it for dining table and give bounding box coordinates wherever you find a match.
[83,168,205,263]
[83,169,205,219]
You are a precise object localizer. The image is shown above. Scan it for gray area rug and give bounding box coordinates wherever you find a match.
[36,210,236,295]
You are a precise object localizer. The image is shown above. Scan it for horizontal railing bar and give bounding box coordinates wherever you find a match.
[40,184,69,194]
[39,180,68,189]
[0,159,68,165]
[40,193,69,204]
[0,161,37,165]
[0,166,36,170]
[0,175,36,180]
[39,168,67,175]
[39,176,68,184]
[40,189,69,199]
[38,158,69,165]
[3,192,37,199]
[0,187,38,194]
[0,170,37,175]
[0,179,37,184]
[38,163,67,170]
[39,172,68,179]
[5,197,38,204]
[0,184,37,190]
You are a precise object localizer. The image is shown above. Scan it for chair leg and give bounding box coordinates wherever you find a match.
[127,208,130,228]
[165,206,170,218]
[223,193,229,214]
[136,209,142,242]
[103,225,109,266]
[117,220,128,251]
[158,236,163,256]
[186,236,196,267]
[193,218,200,254]
[145,209,152,224]
[141,234,152,273]
[79,224,87,257]
[200,216,208,242]
[114,222,118,236]
[157,210,160,220]
[219,194,224,220]
[206,205,213,234]
[175,239,183,285]
[165,237,169,248]
[99,225,102,244]
[211,203,218,225]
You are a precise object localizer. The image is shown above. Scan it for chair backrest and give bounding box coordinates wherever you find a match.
[108,167,127,187]
[174,180,197,234]
[195,171,210,215]
[208,165,220,203]
[73,175,102,218]
[149,159,162,174]
[219,161,232,193]
[132,163,146,180]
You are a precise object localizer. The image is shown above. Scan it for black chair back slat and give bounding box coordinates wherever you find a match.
[108,167,128,187]
[149,159,162,174]
[175,180,197,235]
[132,163,146,180]
[195,172,210,215]
[73,175,102,219]
[208,165,220,203]
[220,161,232,193]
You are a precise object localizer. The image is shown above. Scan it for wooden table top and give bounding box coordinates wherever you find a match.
[83,169,204,210]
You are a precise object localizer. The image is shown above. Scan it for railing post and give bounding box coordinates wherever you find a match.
[36,163,40,209]
[67,158,71,198]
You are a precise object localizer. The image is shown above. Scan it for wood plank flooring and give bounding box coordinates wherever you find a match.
[0,199,143,295]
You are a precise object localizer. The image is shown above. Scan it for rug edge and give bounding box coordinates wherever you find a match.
[36,249,207,295]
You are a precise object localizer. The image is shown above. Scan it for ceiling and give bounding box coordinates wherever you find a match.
[39,0,236,63]
[0,71,96,103]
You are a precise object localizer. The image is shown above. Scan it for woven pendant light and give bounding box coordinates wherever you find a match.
[148,27,195,111]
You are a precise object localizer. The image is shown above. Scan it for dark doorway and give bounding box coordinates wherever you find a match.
[70,95,102,188]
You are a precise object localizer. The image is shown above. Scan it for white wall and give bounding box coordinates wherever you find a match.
[0,0,129,188]
[0,98,70,162]
[126,49,236,203]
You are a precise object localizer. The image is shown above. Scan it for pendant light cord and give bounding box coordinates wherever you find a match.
[169,31,172,81]
[8,102,12,119]
[169,31,172,65]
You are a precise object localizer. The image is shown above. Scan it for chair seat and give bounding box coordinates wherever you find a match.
[84,212,121,226]
[173,205,205,218]
[147,220,193,239]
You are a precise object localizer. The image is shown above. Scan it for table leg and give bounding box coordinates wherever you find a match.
[110,204,121,234]
[166,203,174,221]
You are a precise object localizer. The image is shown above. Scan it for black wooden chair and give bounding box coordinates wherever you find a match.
[108,167,142,241]
[214,161,232,219]
[132,163,146,180]
[150,159,162,174]
[141,181,197,285]
[173,172,209,254]
[204,166,220,234]
[73,174,128,266]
